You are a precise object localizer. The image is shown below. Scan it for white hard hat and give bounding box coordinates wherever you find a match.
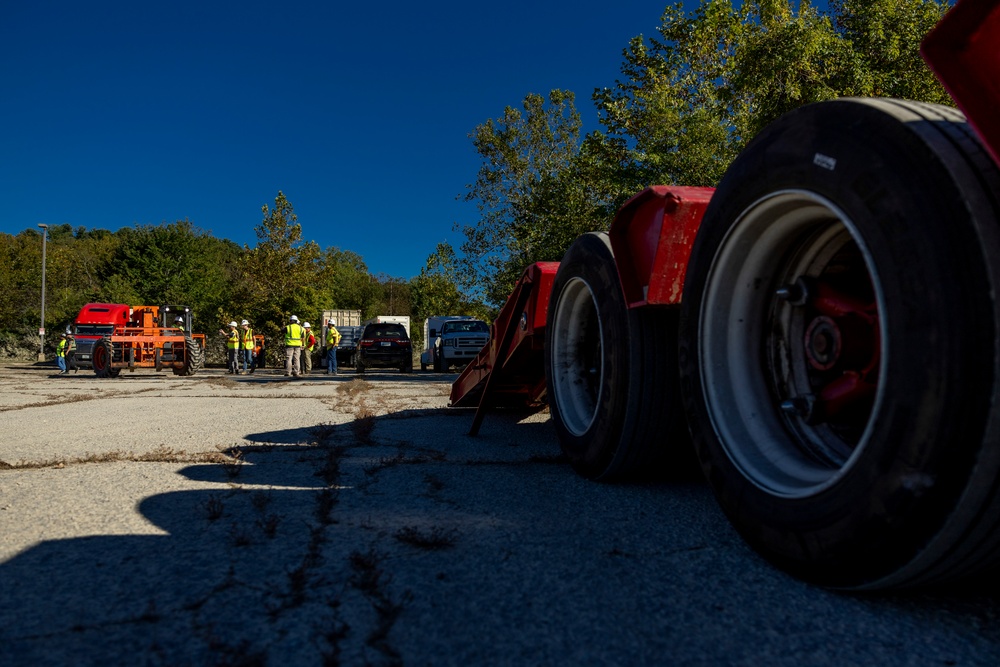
[175,316,184,322]
[290,315,299,322]
[303,322,311,328]
[229,321,238,327]
[241,319,249,326]
[330,319,337,326]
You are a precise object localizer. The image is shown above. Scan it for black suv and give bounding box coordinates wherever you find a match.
[357,323,413,373]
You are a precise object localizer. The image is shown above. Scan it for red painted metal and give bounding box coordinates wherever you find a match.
[450,262,559,433]
[608,186,714,308]
[921,0,1000,167]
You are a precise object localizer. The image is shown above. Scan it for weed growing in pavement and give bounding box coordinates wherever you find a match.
[249,488,272,513]
[256,513,281,539]
[394,525,458,550]
[315,487,339,525]
[228,523,254,547]
[204,494,225,521]
[221,446,245,479]
[352,406,377,445]
[348,548,412,662]
[338,378,373,398]
[308,421,338,444]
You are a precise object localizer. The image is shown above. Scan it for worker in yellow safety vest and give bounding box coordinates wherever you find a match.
[223,321,239,374]
[57,332,68,374]
[284,315,304,377]
[300,322,316,375]
[239,319,254,374]
[325,319,342,375]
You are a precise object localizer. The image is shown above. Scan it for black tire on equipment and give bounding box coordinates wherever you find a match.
[434,349,445,373]
[174,334,204,376]
[92,337,120,378]
[678,99,1000,589]
[545,232,687,481]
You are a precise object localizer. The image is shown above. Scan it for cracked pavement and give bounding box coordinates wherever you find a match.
[1,364,999,666]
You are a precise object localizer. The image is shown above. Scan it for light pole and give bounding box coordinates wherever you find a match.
[37,224,48,362]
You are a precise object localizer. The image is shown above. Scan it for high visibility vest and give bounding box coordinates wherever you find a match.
[226,329,239,349]
[65,336,75,353]
[326,327,341,347]
[285,323,304,347]
[304,330,315,351]
[57,339,67,357]
[241,327,254,349]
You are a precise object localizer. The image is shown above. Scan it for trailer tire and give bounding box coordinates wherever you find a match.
[546,232,686,481]
[678,99,1000,589]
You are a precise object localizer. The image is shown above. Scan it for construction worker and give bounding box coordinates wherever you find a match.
[174,316,185,332]
[239,320,254,374]
[222,321,239,374]
[325,318,342,375]
[56,332,68,374]
[284,315,304,377]
[64,327,78,373]
[301,322,316,375]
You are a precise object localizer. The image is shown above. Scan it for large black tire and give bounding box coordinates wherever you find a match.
[678,99,1000,589]
[434,349,445,373]
[173,335,204,376]
[545,232,687,481]
[92,337,119,379]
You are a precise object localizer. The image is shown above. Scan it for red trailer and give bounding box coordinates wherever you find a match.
[452,0,1000,590]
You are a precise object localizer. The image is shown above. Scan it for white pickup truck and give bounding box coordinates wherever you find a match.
[420,315,490,372]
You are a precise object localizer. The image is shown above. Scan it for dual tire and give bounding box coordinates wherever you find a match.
[546,99,1000,588]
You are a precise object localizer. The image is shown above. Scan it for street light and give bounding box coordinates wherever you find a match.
[37,224,47,362]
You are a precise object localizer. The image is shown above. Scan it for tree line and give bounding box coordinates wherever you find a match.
[1,0,953,357]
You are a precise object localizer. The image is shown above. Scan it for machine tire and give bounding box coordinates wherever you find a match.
[174,335,204,376]
[545,232,686,481]
[92,337,117,378]
[678,99,1000,589]
[434,349,445,372]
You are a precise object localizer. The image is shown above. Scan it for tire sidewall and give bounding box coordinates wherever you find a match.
[679,100,994,585]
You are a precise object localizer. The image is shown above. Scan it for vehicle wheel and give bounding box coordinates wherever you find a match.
[678,99,1000,589]
[92,337,116,378]
[434,350,444,372]
[356,359,366,374]
[174,335,204,376]
[402,358,413,373]
[421,362,427,371]
[545,232,686,481]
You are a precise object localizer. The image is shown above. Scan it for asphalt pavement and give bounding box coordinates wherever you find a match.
[1,363,998,666]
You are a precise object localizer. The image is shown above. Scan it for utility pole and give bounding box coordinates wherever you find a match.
[37,224,48,362]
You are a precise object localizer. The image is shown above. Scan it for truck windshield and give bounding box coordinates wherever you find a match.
[443,321,488,334]
[75,324,114,336]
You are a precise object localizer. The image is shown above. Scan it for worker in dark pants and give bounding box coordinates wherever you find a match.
[64,328,78,373]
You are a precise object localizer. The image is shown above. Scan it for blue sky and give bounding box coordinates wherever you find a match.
[1,1,689,279]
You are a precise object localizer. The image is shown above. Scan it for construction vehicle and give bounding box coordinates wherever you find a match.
[451,0,1000,590]
[73,303,206,377]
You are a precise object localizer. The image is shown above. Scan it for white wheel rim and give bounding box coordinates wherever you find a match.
[550,277,604,436]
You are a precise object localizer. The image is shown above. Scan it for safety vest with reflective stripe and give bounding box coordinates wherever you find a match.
[326,327,341,347]
[226,329,239,349]
[241,327,254,349]
[285,323,304,347]
[304,330,315,351]
[57,339,67,358]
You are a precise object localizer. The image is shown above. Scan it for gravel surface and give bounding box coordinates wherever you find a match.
[1,363,999,666]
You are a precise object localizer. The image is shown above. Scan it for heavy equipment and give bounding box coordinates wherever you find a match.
[74,303,206,377]
[451,0,1000,589]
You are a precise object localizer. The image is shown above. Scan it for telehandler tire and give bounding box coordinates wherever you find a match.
[678,99,1000,589]
[92,337,120,378]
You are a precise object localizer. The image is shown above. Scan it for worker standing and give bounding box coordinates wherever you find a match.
[239,320,254,374]
[301,322,316,375]
[56,332,68,374]
[64,327,78,373]
[222,321,239,374]
[325,319,341,375]
[284,315,304,377]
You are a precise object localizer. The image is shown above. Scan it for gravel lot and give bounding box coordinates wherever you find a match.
[1,363,999,666]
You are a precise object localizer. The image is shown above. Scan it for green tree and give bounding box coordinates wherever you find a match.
[235,191,321,350]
